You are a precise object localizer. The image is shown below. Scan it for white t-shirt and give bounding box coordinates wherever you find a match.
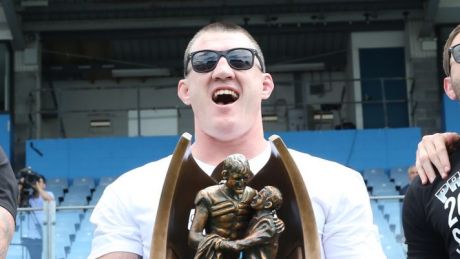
[89,144,385,259]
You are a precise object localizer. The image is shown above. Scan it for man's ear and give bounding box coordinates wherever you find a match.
[264,200,273,209]
[221,170,228,180]
[178,79,191,105]
[444,77,458,100]
[261,73,274,100]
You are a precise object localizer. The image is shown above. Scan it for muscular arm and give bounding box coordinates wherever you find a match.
[0,207,14,259]
[188,202,209,249]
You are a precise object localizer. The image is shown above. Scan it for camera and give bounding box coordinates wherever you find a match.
[16,167,41,191]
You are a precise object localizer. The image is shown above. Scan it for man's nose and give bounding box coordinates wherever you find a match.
[212,57,234,79]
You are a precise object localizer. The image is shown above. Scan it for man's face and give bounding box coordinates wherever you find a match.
[225,170,249,195]
[250,189,267,210]
[446,34,460,100]
[408,166,417,182]
[178,31,274,141]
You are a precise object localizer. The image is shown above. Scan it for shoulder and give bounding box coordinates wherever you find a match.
[98,155,172,207]
[197,185,220,194]
[405,174,448,206]
[46,191,55,199]
[288,148,371,219]
[288,148,363,184]
[109,155,172,190]
[194,185,220,204]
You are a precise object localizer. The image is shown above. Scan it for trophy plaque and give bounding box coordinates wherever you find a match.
[151,133,320,259]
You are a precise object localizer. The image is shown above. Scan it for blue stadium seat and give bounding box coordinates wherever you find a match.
[47,185,65,199]
[373,206,406,259]
[390,167,409,188]
[55,230,72,255]
[55,243,68,259]
[363,168,389,185]
[90,186,107,205]
[73,176,96,189]
[60,199,88,207]
[99,176,116,186]
[68,184,93,193]
[372,183,398,196]
[56,211,82,231]
[68,225,93,259]
[67,244,91,259]
[381,200,404,237]
[6,244,29,259]
[47,177,69,189]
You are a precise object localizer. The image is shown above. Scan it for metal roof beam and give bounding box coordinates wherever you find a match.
[2,0,25,50]
[23,9,423,32]
[419,0,439,38]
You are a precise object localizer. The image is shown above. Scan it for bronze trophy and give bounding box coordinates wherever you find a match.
[151,133,320,259]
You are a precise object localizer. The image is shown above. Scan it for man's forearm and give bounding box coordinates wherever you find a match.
[0,207,14,259]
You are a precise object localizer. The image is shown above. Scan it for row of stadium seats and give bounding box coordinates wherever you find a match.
[363,167,410,196]
[9,168,408,259]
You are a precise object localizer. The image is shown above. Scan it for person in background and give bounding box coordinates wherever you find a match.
[403,24,460,258]
[0,147,18,259]
[89,21,384,259]
[18,171,54,259]
[399,165,417,195]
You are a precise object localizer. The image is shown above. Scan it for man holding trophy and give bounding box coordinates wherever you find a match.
[89,22,384,259]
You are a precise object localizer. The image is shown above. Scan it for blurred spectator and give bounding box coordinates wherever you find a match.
[399,165,417,195]
[18,171,54,259]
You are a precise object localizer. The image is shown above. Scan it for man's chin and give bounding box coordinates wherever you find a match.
[235,189,244,195]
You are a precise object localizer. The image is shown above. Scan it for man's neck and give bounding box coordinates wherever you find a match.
[254,209,272,218]
[191,130,268,166]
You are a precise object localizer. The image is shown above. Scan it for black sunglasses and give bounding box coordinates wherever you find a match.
[184,48,265,75]
[449,44,460,74]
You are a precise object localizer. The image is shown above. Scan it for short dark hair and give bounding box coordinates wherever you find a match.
[261,186,283,210]
[443,25,460,76]
[183,21,265,76]
[222,153,251,179]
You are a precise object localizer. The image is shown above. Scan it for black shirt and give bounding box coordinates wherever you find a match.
[403,149,460,258]
[0,147,18,219]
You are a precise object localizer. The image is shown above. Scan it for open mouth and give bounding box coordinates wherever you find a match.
[212,89,239,105]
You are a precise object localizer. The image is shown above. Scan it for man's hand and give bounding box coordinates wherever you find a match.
[32,182,40,192]
[416,132,460,184]
[274,217,285,233]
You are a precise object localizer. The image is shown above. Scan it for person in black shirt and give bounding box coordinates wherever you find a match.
[403,24,460,258]
[0,146,18,259]
[403,149,460,258]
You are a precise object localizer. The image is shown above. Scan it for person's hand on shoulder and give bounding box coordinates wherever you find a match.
[416,132,460,184]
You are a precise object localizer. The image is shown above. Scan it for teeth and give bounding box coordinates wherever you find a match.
[213,89,239,100]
